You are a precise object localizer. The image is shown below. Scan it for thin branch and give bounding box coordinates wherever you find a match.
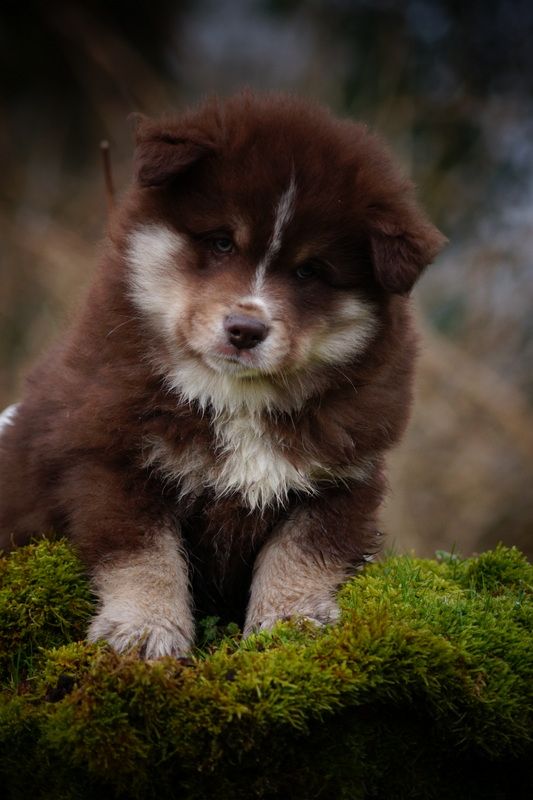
[100,140,115,212]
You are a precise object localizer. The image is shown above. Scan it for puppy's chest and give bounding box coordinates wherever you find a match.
[144,411,349,511]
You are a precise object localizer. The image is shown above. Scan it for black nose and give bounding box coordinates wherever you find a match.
[224,314,268,350]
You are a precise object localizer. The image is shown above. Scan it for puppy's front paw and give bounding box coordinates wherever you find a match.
[87,530,194,659]
[244,598,340,637]
[87,608,193,659]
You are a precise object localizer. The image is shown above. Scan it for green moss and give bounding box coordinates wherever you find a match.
[0,541,531,799]
[0,539,93,686]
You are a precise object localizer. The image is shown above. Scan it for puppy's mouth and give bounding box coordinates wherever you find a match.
[204,345,268,378]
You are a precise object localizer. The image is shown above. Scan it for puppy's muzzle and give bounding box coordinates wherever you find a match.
[224,314,269,350]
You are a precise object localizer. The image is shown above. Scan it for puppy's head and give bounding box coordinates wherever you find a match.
[122,93,445,411]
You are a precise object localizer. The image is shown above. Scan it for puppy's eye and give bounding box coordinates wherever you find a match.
[295,261,320,280]
[211,237,235,255]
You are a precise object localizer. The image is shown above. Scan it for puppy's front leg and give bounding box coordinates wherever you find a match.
[63,462,194,659]
[88,528,193,659]
[244,513,350,636]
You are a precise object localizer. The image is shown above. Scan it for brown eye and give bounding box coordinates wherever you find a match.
[211,237,235,255]
[296,261,320,280]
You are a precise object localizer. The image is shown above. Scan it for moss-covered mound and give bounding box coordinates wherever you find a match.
[0,541,531,800]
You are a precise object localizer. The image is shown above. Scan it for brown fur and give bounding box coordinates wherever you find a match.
[0,92,445,644]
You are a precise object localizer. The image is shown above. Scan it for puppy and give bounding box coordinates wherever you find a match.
[0,93,445,657]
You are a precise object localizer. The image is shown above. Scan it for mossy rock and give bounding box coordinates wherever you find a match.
[0,541,532,800]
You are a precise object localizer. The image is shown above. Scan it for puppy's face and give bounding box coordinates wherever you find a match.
[122,95,445,409]
[126,173,377,382]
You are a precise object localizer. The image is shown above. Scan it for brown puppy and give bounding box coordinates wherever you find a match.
[0,93,445,657]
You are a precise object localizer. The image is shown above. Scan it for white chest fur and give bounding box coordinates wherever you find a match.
[143,410,373,511]
[211,413,316,508]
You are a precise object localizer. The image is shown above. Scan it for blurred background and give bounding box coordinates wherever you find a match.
[1,0,532,558]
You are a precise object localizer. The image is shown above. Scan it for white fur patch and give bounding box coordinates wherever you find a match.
[212,413,316,508]
[253,172,297,292]
[126,224,188,337]
[310,296,378,366]
[87,529,194,658]
[144,412,376,511]
[0,404,18,435]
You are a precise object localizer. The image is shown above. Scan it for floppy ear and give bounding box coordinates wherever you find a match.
[133,116,215,188]
[369,204,447,294]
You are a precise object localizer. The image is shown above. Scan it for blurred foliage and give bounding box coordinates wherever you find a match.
[0,0,189,200]
[265,0,533,228]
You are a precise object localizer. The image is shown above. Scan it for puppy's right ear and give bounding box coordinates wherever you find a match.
[132,115,215,188]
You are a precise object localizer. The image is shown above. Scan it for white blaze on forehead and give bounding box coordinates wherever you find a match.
[253,171,297,293]
[126,224,188,337]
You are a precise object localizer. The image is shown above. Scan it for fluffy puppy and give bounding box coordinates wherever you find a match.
[0,93,445,657]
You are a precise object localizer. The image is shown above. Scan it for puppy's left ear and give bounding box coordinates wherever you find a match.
[369,201,447,294]
[133,116,215,188]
